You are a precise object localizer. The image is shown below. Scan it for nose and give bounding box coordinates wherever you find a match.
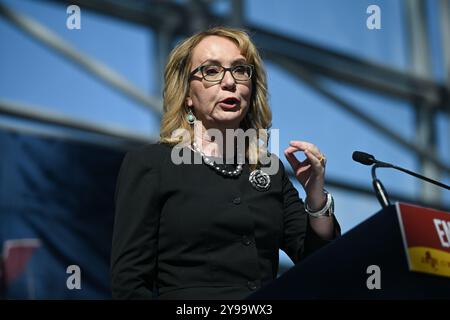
[220,69,236,90]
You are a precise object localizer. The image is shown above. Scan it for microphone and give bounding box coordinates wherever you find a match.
[352,151,450,190]
[352,151,450,208]
[352,151,377,166]
[352,151,392,208]
[352,151,391,167]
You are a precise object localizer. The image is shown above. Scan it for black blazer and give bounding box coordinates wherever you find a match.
[110,143,340,299]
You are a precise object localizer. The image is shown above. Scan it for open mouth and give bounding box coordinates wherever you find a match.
[219,97,240,108]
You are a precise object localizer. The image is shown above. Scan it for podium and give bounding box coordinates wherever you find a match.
[248,205,450,299]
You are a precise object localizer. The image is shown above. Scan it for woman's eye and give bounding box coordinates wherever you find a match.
[204,67,220,75]
[234,66,246,74]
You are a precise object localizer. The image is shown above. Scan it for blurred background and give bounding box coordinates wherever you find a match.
[0,0,449,298]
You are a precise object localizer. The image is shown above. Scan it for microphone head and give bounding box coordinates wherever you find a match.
[352,151,377,165]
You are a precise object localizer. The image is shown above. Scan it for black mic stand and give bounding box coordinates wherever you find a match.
[371,163,391,208]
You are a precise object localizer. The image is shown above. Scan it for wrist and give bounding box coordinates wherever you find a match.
[305,190,334,218]
[305,191,327,211]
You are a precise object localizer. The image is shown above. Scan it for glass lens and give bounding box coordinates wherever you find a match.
[232,65,252,80]
[202,65,223,81]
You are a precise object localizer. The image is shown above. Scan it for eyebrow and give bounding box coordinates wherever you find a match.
[199,58,247,66]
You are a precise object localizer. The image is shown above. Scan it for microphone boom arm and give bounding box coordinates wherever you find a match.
[391,165,450,190]
[352,150,449,209]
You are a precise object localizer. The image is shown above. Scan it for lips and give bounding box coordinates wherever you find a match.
[219,97,240,108]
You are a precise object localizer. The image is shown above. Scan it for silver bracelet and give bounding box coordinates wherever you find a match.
[305,190,334,218]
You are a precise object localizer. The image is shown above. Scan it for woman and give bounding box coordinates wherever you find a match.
[110,26,340,300]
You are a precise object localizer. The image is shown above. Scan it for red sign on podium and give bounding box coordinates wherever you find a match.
[396,202,450,278]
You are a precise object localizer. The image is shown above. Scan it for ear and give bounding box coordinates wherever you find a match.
[186,97,193,107]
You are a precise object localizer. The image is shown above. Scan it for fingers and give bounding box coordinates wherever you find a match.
[289,141,322,159]
[284,146,312,164]
[304,149,325,168]
[284,147,301,169]
[287,141,325,166]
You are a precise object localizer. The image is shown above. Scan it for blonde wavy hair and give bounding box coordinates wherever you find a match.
[160,26,272,169]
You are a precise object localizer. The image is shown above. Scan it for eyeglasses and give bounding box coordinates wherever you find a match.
[189,64,254,82]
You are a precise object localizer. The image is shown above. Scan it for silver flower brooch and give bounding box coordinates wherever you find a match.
[249,169,271,191]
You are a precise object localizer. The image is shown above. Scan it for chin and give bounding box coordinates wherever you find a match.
[221,110,246,120]
[213,118,242,129]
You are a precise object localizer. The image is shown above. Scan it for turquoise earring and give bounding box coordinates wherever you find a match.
[187,108,196,125]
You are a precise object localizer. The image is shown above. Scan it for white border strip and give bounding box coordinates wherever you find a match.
[395,202,412,271]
